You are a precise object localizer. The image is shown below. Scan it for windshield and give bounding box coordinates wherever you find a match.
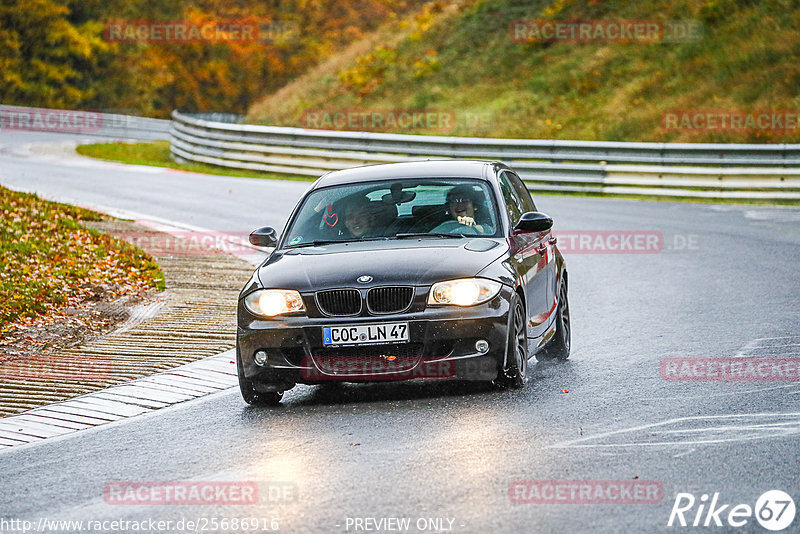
[282,178,501,247]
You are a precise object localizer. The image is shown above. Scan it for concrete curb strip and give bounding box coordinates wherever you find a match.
[0,350,236,449]
[0,217,258,424]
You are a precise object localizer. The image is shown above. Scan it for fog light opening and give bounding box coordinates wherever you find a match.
[475,340,490,354]
[254,350,268,366]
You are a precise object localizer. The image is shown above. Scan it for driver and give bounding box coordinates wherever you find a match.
[433,184,487,234]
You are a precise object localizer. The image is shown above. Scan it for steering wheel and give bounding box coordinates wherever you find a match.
[431,219,481,235]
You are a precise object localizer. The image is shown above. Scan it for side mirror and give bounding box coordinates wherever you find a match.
[249,226,278,248]
[514,211,553,233]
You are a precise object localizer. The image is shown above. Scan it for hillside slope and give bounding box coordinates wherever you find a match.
[247,0,800,143]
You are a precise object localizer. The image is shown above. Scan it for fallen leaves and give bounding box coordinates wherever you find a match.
[0,186,164,336]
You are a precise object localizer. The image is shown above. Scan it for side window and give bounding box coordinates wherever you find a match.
[506,172,536,212]
[498,172,524,225]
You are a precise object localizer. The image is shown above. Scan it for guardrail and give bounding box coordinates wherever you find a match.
[90,112,171,141]
[0,105,170,141]
[170,110,800,200]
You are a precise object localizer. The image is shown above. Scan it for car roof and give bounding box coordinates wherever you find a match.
[312,160,508,189]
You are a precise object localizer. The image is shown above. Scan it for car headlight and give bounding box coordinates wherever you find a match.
[427,278,502,306]
[244,289,306,317]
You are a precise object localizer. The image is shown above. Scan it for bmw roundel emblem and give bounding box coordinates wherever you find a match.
[357,275,373,284]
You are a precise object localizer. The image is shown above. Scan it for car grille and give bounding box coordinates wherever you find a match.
[310,343,423,376]
[316,289,361,316]
[367,286,414,314]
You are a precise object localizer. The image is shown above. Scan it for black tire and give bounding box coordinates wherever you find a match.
[252,390,284,406]
[537,280,571,361]
[494,294,528,389]
[236,345,284,406]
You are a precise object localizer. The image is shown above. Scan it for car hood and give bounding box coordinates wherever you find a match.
[256,238,507,291]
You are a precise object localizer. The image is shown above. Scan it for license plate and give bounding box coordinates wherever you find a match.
[323,323,409,346]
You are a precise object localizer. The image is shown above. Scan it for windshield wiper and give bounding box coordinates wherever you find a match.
[394,232,463,239]
[285,239,352,248]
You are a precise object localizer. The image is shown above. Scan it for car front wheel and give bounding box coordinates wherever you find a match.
[236,345,284,406]
[494,294,528,389]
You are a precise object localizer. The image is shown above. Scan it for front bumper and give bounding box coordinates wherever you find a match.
[237,286,513,385]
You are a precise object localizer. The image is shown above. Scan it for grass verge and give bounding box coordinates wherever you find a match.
[75,141,315,182]
[0,186,165,331]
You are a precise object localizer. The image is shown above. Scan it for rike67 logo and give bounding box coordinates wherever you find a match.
[668,490,795,530]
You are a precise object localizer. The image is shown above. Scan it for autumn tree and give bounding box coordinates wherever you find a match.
[1,0,429,116]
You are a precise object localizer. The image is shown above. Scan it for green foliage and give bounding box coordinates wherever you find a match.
[339,46,398,95]
[412,49,440,78]
[0,0,112,107]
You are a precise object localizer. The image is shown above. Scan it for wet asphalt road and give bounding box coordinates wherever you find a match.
[1,131,799,533]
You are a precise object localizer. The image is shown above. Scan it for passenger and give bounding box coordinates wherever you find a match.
[342,195,377,238]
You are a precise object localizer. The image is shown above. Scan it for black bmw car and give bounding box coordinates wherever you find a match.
[237,160,570,404]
